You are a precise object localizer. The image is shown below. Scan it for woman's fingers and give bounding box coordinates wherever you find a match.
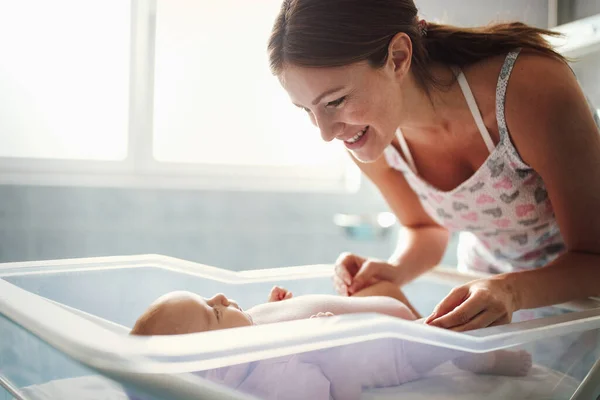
[335,253,366,283]
[448,309,503,332]
[428,295,485,329]
[489,314,511,327]
[333,253,401,295]
[425,286,469,324]
[333,275,349,295]
[349,260,397,294]
[333,252,367,295]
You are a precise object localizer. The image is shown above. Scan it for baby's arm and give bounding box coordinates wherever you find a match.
[268,286,293,302]
[250,282,418,324]
[351,281,422,319]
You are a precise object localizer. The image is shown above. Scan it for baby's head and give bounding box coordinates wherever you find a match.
[130,291,253,336]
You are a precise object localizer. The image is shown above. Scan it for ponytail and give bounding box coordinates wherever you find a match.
[423,21,565,67]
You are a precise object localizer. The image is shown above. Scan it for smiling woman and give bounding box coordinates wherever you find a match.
[267,0,600,332]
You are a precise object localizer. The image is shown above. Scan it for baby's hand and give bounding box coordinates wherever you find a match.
[268,286,293,302]
[310,312,335,318]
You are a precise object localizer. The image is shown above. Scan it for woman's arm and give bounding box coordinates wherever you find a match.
[508,252,600,311]
[500,53,600,309]
[428,53,600,330]
[337,154,449,294]
[387,225,450,285]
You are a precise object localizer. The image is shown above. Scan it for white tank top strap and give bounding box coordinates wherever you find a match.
[455,69,496,153]
[393,66,499,175]
[395,128,418,174]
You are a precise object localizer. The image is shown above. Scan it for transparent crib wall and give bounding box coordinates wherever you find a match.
[121,330,597,400]
[2,265,455,330]
[2,311,599,400]
[0,313,155,400]
[2,260,600,399]
[0,313,88,388]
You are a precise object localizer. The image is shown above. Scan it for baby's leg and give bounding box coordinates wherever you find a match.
[451,350,532,377]
[403,338,532,377]
[351,281,422,319]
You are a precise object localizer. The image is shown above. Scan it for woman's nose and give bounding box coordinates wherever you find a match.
[322,124,345,142]
[312,111,344,142]
[319,120,345,143]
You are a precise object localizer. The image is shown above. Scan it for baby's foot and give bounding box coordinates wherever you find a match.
[453,350,532,377]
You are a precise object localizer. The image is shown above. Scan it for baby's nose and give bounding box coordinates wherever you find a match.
[211,293,229,306]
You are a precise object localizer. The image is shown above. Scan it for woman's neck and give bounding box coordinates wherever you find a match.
[398,63,466,137]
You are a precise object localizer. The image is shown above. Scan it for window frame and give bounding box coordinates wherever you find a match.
[0,0,360,193]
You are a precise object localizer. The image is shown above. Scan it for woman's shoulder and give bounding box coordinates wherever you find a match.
[464,49,572,99]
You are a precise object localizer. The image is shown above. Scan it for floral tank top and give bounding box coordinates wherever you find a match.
[383,49,600,274]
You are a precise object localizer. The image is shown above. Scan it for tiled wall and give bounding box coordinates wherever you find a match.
[573,0,600,20]
[570,1,600,123]
[573,52,600,107]
[0,180,419,270]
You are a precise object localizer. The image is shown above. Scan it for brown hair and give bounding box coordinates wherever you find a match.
[268,0,565,90]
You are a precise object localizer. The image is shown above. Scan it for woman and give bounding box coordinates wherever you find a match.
[267,0,600,331]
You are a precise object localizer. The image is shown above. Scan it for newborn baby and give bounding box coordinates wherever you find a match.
[131,281,531,379]
[131,281,418,334]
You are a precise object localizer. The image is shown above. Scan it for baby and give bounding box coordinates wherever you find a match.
[131,281,418,335]
[131,281,531,378]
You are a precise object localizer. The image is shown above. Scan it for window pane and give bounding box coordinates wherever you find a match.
[0,0,130,161]
[153,0,347,168]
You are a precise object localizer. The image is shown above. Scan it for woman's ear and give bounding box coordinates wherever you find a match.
[387,32,412,78]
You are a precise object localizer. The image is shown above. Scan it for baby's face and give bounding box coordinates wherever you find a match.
[131,291,253,336]
[202,292,254,330]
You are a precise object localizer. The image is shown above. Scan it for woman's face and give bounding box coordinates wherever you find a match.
[279,59,406,163]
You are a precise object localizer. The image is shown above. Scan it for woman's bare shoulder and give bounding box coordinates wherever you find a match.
[464,50,568,99]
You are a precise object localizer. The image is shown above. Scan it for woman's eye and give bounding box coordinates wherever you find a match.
[326,96,346,108]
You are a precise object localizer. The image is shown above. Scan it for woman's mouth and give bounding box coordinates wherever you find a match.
[344,126,369,150]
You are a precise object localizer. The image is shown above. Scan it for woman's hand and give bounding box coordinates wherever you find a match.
[333,252,401,296]
[425,277,519,331]
[268,286,293,302]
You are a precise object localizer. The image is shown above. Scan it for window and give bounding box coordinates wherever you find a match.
[0,0,358,192]
[0,0,130,161]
